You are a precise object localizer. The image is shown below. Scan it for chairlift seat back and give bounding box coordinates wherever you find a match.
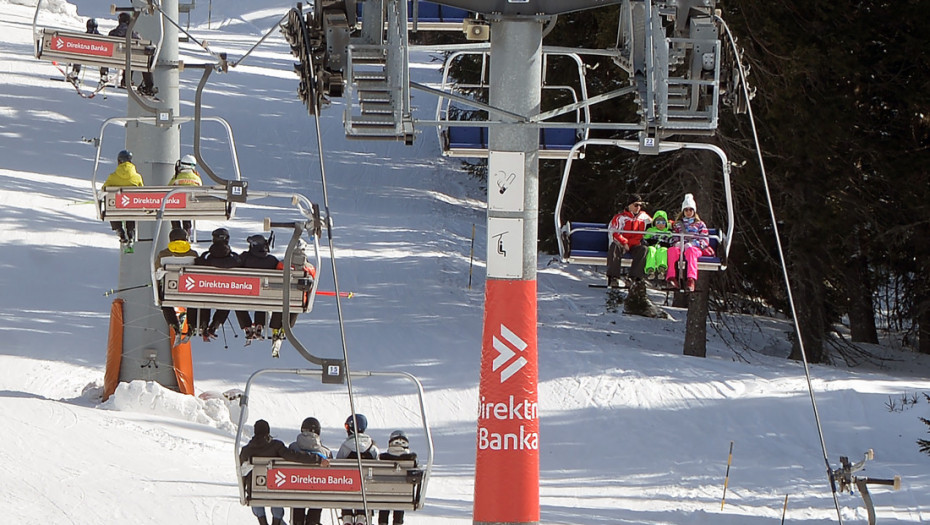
[406,1,469,31]
[246,457,423,510]
[159,256,197,266]
[37,29,153,71]
[443,126,581,159]
[100,186,232,221]
[159,265,313,312]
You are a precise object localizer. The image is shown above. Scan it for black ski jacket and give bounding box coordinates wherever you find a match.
[196,242,241,268]
[240,250,279,270]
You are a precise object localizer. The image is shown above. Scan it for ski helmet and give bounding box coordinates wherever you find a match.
[117,150,133,164]
[118,12,131,24]
[345,414,367,433]
[178,154,197,171]
[388,430,408,447]
[211,227,230,243]
[86,18,98,32]
[301,417,321,435]
[169,228,188,242]
[247,234,269,254]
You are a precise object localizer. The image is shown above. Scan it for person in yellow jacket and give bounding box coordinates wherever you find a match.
[168,154,203,235]
[101,149,144,244]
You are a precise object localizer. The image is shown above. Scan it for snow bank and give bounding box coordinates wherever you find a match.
[100,380,238,435]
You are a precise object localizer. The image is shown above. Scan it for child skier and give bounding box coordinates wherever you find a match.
[642,210,672,281]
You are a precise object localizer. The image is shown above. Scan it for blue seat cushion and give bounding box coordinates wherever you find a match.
[448,126,488,149]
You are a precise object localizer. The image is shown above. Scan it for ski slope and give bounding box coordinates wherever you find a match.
[1,0,929,523]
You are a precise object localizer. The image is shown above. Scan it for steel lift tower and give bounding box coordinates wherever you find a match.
[117,1,181,388]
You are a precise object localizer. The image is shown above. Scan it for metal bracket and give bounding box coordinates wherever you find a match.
[321,359,346,384]
[226,180,248,202]
[155,108,174,127]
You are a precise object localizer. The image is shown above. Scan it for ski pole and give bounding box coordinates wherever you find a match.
[103,283,152,296]
[721,440,734,510]
[468,223,476,289]
[220,321,230,350]
[317,290,353,298]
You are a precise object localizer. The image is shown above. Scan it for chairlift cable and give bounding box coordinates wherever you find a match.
[296,6,373,519]
[150,0,222,60]
[717,16,844,524]
[228,11,292,69]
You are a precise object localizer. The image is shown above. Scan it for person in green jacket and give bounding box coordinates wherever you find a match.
[642,209,672,281]
[101,149,144,244]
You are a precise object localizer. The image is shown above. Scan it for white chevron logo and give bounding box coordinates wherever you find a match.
[54,37,64,50]
[121,194,131,206]
[274,470,286,487]
[184,276,195,290]
[492,323,527,383]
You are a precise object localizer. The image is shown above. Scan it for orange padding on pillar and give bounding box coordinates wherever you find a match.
[171,307,195,396]
[103,298,124,401]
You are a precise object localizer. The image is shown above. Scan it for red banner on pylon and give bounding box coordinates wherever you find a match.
[474,279,539,523]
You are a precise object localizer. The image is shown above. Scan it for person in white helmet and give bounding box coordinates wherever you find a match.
[665,193,713,292]
[168,154,202,236]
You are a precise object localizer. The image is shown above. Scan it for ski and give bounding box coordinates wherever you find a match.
[589,284,629,290]
[50,61,109,99]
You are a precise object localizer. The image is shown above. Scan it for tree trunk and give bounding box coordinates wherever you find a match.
[915,227,930,355]
[683,275,709,357]
[846,253,878,344]
[788,264,826,363]
[918,297,930,355]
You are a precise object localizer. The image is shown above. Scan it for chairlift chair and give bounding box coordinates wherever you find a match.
[33,0,163,87]
[554,138,733,272]
[91,116,244,224]
[152,192,324,315]
[435,49,591,159]
[235,368,434,513]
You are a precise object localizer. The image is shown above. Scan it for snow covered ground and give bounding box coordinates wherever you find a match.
[2,0,929,523]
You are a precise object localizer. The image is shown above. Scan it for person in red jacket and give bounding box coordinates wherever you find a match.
[605,193,652,288]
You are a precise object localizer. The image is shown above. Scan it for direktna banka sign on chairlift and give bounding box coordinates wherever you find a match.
[179,273,261,296]
[115,192,187,209]
[52,35,114,57]
[266,468,361,492]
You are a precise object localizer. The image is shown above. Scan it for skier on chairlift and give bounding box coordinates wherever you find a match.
[108,12,157,96]
[195,228,242,341]
[168,154,202,236]
[234,233,279,342]
[288,417,333,525]
[68,19,107,83]
[606,193,651,288]
[240,419,330,525]
[101,149,143,247]
[665,193,713,292]
[156,228,201,343]
[337,414,379,525]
